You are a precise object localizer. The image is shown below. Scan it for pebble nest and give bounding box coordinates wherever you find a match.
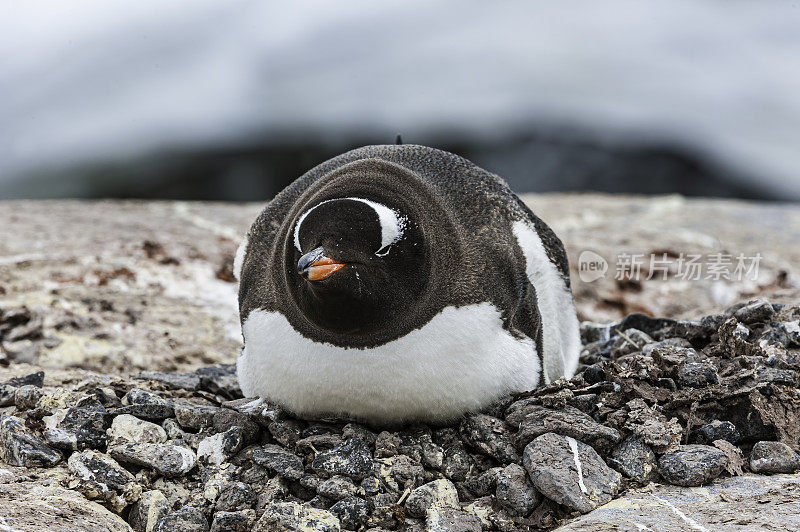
[1,298,800,531]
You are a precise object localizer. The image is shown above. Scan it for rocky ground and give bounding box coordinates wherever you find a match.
[1,197,800,531]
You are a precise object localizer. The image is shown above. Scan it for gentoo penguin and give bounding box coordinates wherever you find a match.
[235,144,580,423]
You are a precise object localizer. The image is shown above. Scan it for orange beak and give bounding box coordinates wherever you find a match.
[298,247,347,281]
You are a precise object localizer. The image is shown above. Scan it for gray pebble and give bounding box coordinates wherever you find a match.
[196,364,242,399]
[182,431,206,450]
[374,431,401,458]
[755,367,798,385]
[318,475,360,501]
[306,494,334,510]
[211,510,255,532]
[129,490,169,532]
[302,423,341,438]
[0,384,17,407]
[442,443,474,482]
[432,427,460,448]
[0,413,61,467]
[267,419,303,448]
[679,361,720,388]
[341,423,377,446]
[215,481,257,512]
[360,475,382,496]
[460,414,519,464]
[384,454,424,489]
[734,299,775,324]
[649,345,702,368]
[696,420,740,444]
[329,496,369,530]
[108,414,167,446]
[174,401,220,430]
[43,400,109,450]
[425,507,482,532]
[405,478,459,519]
[110,442,197,477]
[6,371,45,388]
[609,436,657,482]
[641,338,693,357]
[162,418,186,440]
[255,501,340,532]
[420,434,445,469]
[213,409,259,442]
[117,389,174,420]
[297,433,342,455]
[463,466,502,497]
[225,397,283,427]
[255,476,289,510]
[611,328,654,358]
[312,438,373,480]
[495,463,539,516]
[154,507,209,532]
[252,444,305,480]
[198,427,246,466]
[67,450,138,511]
[13,384,43,410]
[138,370,201,391]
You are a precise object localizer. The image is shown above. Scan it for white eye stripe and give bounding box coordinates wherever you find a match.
[293,197,407,255]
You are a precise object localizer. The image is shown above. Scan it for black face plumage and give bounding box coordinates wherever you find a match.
[287,198,428,334]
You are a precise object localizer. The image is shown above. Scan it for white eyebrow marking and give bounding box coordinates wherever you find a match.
[293,197,407,255]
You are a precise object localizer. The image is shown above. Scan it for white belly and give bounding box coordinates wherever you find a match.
[237,302,540,423]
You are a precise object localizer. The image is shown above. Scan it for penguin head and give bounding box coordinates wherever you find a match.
[289,197,428,334]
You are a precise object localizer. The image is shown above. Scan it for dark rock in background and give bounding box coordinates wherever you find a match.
[13,131,777,203]
[749,441,800,474]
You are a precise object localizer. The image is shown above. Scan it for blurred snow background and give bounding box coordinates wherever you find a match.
[1,0,799,200]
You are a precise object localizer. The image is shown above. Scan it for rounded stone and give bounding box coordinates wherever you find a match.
[658,444,729,486]
[107,414,167,446]
[495,463,540,516]
[405,479,459,519]
[609,436,657,482]
[750,441,800,474]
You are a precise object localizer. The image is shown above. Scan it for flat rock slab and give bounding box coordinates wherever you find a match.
[557,473,800,531]
[509,403,621,451]
[0,482,131,532]
[255,501,340,532]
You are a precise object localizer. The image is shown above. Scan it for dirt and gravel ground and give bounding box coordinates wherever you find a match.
[1,196,799,531]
